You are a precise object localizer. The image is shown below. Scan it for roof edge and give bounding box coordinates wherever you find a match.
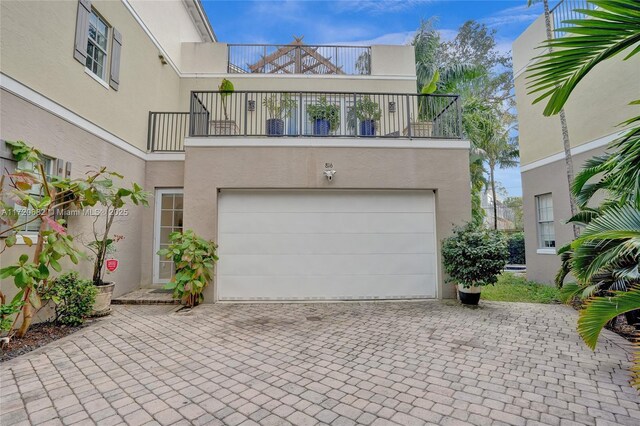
[183,0,216,42]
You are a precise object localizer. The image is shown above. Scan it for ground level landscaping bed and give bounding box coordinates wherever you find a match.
[1,321,91,362]
[481,273,561,304]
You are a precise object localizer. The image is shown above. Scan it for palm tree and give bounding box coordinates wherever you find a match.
[526,0,640,387]
[527,0,579,238]
[464,100,519,229]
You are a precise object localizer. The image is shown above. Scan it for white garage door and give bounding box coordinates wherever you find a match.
[217,190,437,301]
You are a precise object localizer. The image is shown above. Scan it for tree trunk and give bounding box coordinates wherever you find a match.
[542,0,579,239]
[490,165,498,230]
[15,218,47,338]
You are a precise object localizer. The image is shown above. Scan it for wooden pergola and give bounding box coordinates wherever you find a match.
[248,37,345,75]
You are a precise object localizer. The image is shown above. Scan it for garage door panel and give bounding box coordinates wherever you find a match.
[219,212,434,234]
[218,274,437,300]
[218,233,436,255]
[219,190,434,213]
[218,253,437,276]
[217,190,437,301]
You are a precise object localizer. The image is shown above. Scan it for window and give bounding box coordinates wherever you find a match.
[536,193,555,249]
[154,190,184,283]
[85,11,109,81]
[14,158,54,233]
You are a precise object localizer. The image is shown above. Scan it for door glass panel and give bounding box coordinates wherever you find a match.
[155,192,184,282]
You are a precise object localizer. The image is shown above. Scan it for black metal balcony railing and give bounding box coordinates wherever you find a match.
[227,44,371,75]
[551,0,596,37]
[147,92,462,152]
[189,91,461,139]
[147,112,189,152]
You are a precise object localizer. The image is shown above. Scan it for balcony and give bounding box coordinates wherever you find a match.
[148,91,462,152]
[227,42,371,75]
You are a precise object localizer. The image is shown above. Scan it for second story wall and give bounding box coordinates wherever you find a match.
[0,0,184,152]
[513,11,639,167]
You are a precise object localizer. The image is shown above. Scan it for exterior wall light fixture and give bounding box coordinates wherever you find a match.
[247,100,256,111]
[388,101,396,113]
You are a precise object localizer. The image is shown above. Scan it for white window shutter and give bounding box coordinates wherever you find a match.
[73,0,92,64]
[109,28,122,91]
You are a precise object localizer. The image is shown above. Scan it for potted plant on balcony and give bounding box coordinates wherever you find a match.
[355,95,381,136]
[210,78,238,135]
[307,96,340,136]
[442,223,508,305]
[263,94,297,136]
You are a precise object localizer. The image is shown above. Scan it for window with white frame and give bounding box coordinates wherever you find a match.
[14,158,55,233]
[86,11,109,81]
[536,193,555,248]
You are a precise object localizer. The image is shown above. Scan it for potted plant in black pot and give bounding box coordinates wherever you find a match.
[263,93,297,136]
[307,96,340,136]
[85,175,149,315]
[442,223,509,305]
[355,95,381,136]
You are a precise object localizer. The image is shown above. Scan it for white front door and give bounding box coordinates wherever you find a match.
[217,189,437,301]
[153,189,183,284]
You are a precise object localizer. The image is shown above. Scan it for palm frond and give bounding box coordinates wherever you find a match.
[578,287,640,350]
[526,0,640,116]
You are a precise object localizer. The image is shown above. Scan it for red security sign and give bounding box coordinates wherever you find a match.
[106,259,119,272]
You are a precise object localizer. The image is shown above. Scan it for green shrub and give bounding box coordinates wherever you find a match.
[158,230,218,307]
[442,224,509,288]
[1,300,24,332]
[506,232,526,265]
[42,272,97,326]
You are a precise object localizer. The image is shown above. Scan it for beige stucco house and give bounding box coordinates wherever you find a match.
[513,1,639,284]
[1,0,470,303]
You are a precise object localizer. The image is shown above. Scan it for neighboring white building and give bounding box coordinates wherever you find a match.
[512,0,639,283]
[1,0,471,302]
[481,191,515,231]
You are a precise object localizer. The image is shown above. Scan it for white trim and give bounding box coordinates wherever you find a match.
[153,188,184,284]
[84,68,110,90]
[536,248,557,255]
[1,72,150,160]
[146,153,186,161]
[185,137,470,150]
[520,130,625,173]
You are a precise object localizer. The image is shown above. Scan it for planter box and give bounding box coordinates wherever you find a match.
[209,120,239,135]
[404,121,433,137]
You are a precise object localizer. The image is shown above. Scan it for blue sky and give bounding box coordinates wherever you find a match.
[201,0,555,197]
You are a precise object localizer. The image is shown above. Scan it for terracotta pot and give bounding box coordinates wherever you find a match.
[457,283,482,305]
[92,282,115,316]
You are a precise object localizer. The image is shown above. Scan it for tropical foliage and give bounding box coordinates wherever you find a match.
[0,140,144,338]
[158,229,218,307]
[442,224,509,288]
[41,271,97,326]
[412,19,518,225]
[526,0,640,387]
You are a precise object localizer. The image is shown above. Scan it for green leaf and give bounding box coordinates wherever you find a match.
[50,258,62,272]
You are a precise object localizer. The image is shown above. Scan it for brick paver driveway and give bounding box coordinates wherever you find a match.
[1,301,639,426]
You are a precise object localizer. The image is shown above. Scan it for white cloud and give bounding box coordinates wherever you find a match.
[480,3,543,28]
[334,0,434,14]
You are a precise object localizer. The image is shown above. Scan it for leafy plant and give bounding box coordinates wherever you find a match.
[219,78,234,120]
[41,271,97,326]
[441,223,509,288]
[307,96,340,131]
[354,96,382,121]
[506,232,526,265]
[157,230,218,307]
[263,94,297,120]
[84,174,148,287]
[525,0,640,387]
[1,300,23,333]
[0,140,144,338]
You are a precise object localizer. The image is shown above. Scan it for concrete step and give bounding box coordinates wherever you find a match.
[112,288,180,305]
